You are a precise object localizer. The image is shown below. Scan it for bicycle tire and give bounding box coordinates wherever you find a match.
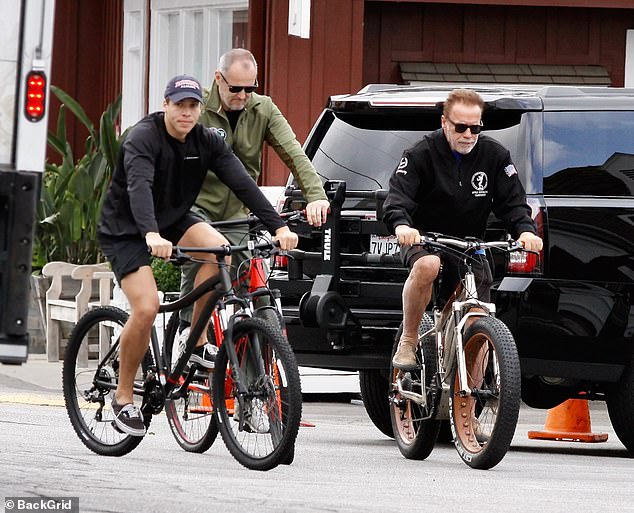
[213,317,302,470]
[359,369,393,438]
[254,305,283,330]
[389,314,442,460]
[449,316,521,470]
[254,305,295,465]
[62,306,151,456]
[163,313,219,453]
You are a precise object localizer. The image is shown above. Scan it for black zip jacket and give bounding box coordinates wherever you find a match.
[98,112,285,238]
[383,129,536,239]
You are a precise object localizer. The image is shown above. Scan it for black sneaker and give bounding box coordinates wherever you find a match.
[189,343,218,370]
[111,398,146,437]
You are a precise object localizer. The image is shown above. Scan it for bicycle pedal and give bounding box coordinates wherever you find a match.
[111,420,125,434]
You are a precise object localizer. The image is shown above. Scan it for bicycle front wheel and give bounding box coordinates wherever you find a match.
[449,316,521,470]
[62,306,151,456]
[213,317,302,471]
[163,313,218,453]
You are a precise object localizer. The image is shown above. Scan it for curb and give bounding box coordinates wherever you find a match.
[0,394,65,407]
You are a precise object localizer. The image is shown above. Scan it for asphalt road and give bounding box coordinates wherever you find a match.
[0,397,632,513]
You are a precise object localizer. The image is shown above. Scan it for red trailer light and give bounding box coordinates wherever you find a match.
[24,70,47,122]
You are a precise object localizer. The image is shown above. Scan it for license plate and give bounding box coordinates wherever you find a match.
[369,234,399,255]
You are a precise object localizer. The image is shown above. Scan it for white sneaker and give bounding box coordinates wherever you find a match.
[171,327,189,370]
[234,398,270,434]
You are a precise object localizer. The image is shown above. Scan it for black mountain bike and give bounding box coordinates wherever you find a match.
[161,213,297,456]
[389,233,533,470]
[62,240,302,471]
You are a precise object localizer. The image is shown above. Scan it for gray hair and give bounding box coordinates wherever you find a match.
[217,48,258,74]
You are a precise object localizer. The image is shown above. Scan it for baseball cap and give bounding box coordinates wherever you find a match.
[164,74,203,103]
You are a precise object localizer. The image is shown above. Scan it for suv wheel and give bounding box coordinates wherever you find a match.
[606,353,634,454]
[359,369,394,438]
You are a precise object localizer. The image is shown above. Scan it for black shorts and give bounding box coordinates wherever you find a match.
[98,214,203,283]
[400,244,493,305]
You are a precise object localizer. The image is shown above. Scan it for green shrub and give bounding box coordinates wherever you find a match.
[151,258,181,292]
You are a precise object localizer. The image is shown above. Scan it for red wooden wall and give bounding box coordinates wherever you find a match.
[363,3,634,87]
[49,0,123,162]
[249,0,365,185]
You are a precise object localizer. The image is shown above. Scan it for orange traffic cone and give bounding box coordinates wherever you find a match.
[528,399,608,443]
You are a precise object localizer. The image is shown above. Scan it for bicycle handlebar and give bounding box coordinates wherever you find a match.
[418,233,538,254]
[168,240,281,265]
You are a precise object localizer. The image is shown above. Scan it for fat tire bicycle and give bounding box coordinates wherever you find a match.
[62,239,302,471]
[389,233,531,470]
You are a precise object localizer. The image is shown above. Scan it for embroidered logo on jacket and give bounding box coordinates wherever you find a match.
[213,127,227,140]
[471,171,488,197]
[396,157,408,175]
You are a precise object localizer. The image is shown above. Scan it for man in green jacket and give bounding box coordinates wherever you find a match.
[179,48,328,326]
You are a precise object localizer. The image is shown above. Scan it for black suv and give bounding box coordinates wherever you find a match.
[270,85,634,452]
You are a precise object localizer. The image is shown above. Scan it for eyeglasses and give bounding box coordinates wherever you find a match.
[446,117,483,134]
[219,72,258,94]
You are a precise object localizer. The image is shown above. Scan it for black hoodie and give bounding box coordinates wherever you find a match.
[98,112,285,238]
[382,129,536,239]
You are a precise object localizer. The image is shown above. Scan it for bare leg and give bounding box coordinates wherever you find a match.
[178,222,228,347]
[393,254,440,369]
[115,266,159,405]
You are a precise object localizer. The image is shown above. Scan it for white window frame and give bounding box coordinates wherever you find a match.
[122,0,149,131]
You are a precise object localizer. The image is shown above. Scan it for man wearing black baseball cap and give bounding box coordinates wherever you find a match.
[97,74,298,437]
[164,74,204,103]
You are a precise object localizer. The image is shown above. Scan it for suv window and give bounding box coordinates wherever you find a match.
[543,111,634,196]
[309,112,424,191]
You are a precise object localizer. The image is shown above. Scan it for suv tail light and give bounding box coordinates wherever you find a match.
[506,200,544,274]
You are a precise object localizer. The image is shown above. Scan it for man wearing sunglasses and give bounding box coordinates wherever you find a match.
[383,88,543,370]
[179,48,328,332]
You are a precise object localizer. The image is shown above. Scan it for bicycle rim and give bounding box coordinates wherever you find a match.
[62,306,150,456]
[449,316,521,469]
[213,317,302,470]
[163,313,219,452]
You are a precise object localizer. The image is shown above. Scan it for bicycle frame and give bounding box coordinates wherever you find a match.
[395,237,522,412]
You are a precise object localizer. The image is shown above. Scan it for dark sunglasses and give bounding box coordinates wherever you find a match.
[219,72,258,94]
[447,117,483,134]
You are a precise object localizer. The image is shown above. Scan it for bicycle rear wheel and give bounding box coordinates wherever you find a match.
[449,316,521,469]
[163,313,218,453]
[213,317,302,471]
[62,306,151,456]
[390,314,442,460]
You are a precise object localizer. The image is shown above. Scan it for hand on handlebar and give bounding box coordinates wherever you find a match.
[273,226,299,251]
[518,231,543,252]
[395,225,421,246]
[305,199,330,227]
[145,232,172,259]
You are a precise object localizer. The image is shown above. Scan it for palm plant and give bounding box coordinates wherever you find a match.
[32,87,123,270]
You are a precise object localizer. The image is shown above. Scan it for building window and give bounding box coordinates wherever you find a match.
[122,0,248,129]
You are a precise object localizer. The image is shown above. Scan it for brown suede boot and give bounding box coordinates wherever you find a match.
[392,338,418,370]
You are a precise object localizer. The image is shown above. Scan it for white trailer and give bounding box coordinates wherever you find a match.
[0,0,55,364]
